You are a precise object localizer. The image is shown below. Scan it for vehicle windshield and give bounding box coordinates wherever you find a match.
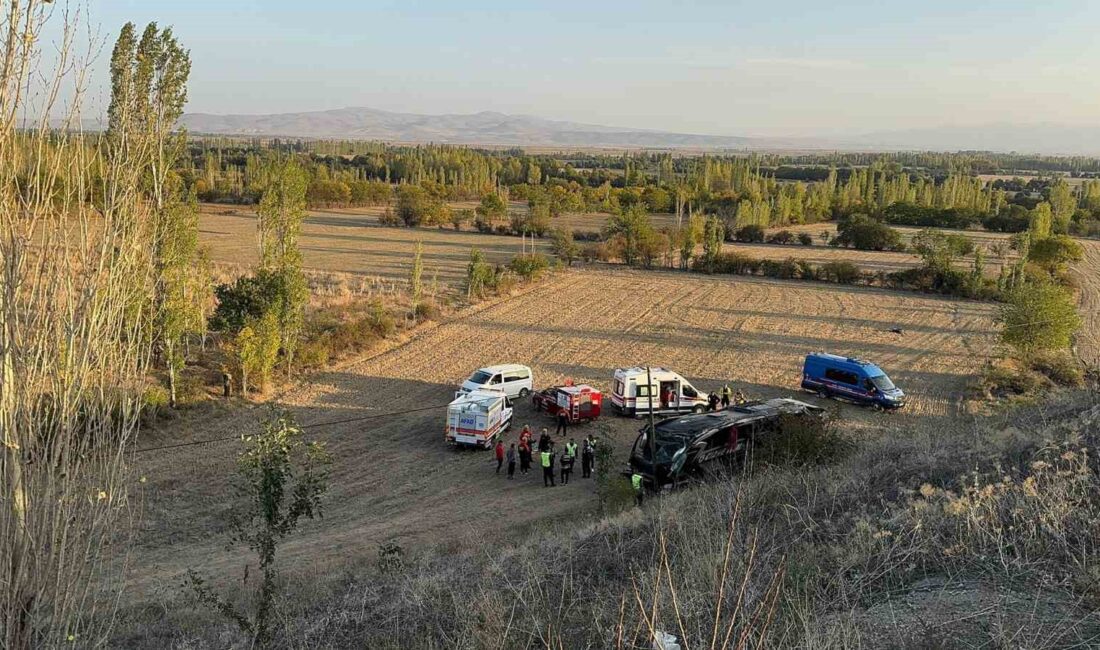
[636,430,689,464]
[870,374,895,391]
[468,370,493,384]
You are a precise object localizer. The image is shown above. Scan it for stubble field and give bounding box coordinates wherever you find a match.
[127,267,999,604]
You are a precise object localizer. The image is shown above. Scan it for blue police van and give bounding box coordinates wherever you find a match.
[800,353,905,409]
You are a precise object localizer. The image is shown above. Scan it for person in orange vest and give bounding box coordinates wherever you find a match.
[494,439,505,474]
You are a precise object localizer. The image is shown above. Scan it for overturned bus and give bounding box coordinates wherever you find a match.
[627,398,825,487]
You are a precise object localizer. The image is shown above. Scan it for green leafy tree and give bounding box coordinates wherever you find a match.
[1000,281,1081,355]
[1028,235,1084,275]
[701,215,724,272]
[188,409,330,647]
[235,310,281,394]
[109,22,200,407]
[465,248,496,299]
[257,157,310,373]
[550,228,580,266]
[1029,202,1053,240]
[476,191,508,222]
[603,205,655,266]
[1048,178,1076,234]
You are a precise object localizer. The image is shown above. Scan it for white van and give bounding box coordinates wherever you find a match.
[610,366,708,417]
[459,364,533,399]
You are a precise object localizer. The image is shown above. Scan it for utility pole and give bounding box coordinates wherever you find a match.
[646,366,657,488]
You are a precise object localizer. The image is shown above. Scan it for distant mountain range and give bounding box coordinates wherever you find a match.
[175,106,1100,155]
[179,107,757,149]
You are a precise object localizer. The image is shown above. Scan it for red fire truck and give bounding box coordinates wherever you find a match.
[533,383,602,423]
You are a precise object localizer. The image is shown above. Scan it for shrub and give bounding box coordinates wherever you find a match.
[833,215,904,251]
[734,224,766,243]
[1000,281,1081,354]
[295,338,331,370]
[367,299,396,337]
[797,232,814,246]
[1028,350,1083,387]
[760,258,799,279]
[881,203,983,229]
[143,384,170,416]
[766,229,795,245]
[819,261,862,284]
[378,207,401,227]
[210,269,286,334]
[752,410,848,467]
[1028,235,1084,274]
[508,254,550,281]
[413,300,440,322]
[549,229,580,266]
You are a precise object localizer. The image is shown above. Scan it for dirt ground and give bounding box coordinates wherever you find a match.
[125,267,999,604]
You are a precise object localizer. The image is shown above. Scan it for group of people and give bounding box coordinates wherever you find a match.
[494,425,597,487]
[707,383,747,412]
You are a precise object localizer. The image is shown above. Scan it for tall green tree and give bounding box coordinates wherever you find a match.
[1029,202,1053,240]
[1000,281,1081,355]
[108,21,200,408]
[257,157,310,372]
[603,205,655,266]
[1048,178,1076,234]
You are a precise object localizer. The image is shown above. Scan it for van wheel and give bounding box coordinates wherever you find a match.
[692,405,705,414]
[519,388,530,398]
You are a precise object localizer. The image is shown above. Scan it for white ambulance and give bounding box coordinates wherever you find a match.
[610,367,708,417]
[445,388,513,448]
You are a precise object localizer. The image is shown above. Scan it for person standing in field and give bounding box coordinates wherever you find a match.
[708,392,720,412]
[560,447,574,484]
[632,472,644,506]
[494,439,505,474]
[539,427,552,452]
[581,435,595,478]
[518,436,531,474]
[721,384,732,408]
[541,448,555,487]
[506,443,516,479]
[555,409,568,436]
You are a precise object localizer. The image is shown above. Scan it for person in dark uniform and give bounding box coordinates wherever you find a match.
[555,410,569,436]
[581,436,595,478]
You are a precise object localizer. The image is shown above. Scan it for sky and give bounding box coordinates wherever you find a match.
[64,0,1100,137]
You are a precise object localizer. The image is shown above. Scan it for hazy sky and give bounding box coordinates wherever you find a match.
[78,0,1100,137]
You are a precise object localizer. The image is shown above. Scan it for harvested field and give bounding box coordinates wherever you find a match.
[126,267,999,603]
[1072,239,1100,368]
[198,203,542,292]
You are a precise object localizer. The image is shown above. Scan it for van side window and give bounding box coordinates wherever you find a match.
[824,368,859,385]
[682,384,698,398]
[489,374,502,385]
[503,372,527,383]
[637,385,651,397]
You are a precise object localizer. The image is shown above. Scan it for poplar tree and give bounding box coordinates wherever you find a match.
[257,157,310,373]
[108,22,200,408]
[1048,178,1075,234]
